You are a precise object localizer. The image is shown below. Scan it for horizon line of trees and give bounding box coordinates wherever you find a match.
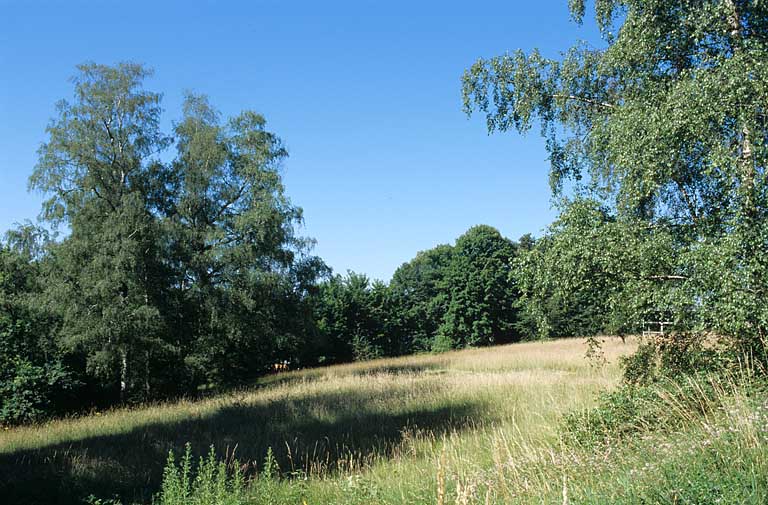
[6,0,768,426]
[2,63,594,426]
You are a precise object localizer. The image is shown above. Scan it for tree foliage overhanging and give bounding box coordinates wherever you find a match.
[463,0,768,368]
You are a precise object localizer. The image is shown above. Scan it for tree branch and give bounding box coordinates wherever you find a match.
[211,182,248,224]
[646,275,688,281]
[552,94,615,109]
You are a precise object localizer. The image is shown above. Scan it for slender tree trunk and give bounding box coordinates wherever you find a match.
[724,0,756,218]
[740,126,756,219]
[145,350,150,397]
[723,0,764,347]
[119,347,128,403]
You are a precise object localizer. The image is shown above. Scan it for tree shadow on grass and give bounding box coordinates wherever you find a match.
[0,380,485,505]
[253,361,443,389]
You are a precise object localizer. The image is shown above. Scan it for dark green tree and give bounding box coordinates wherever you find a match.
[165,94,324,386]
[314,272,386,362]
[0,233,76,424]
[30,63,173,402]
[435,225,519,350]
[389,244,453,352]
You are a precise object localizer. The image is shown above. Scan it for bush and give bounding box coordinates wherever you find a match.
[0,356,76,425]
[564,374,724,447]
[622,334,722,385]
[563,384,661,446]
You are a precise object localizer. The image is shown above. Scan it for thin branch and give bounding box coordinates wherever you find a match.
[673,178,700,227]
[92,186,117,212]
[211,182,248,224]
[551,94,615,109]
[646,275,688,281]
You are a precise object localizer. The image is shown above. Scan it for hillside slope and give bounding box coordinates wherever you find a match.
[0,338,634,504]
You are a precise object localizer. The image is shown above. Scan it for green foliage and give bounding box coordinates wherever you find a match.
[565,339,757,452]
[261,447,279,480]
[561,384,768,505]
[165,93,325,386]
[313,272,397,362]
[0,245,77,425]
[0,357,73,425]
[7,62,326,414]
[564,383,662,446]
[8,59,529,421]
[313,226,523,360]
[515,198,680,340]
[564,373,730,448]
[463,0,768,366]
[622,334,723,385]
[30,63,177,401]
[436,225,519,348]
[156,444,247,505]
[566,334,729,449]
[389,244,453,352]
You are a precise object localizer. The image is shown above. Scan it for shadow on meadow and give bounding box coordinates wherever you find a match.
[253,360,444,389]
[0,372,484,505]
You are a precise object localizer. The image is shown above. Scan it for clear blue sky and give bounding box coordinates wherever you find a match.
[0,1,603,281]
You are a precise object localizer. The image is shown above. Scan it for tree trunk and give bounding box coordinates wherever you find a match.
[145,350,151,397]
[120,348,128,403]
[724,0,756,219]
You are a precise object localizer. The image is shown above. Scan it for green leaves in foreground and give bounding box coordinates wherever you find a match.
[158,444,246,505]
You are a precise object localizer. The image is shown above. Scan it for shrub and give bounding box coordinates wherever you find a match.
[563,384,661,446]
[622,333,722,385]
[564,374,724,447]
[0,356,76,425]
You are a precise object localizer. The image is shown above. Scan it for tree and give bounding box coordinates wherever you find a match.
[314,272,385,362]
[462,1,768,357]
[27,64,326,402]
[436,225,519,350]
[165,94,324,386]
[30,63,172,402]
[389,244,453,352]
[514,198,679,339]
[0,237,76,424]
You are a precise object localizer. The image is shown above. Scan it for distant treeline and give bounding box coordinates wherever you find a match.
[5,37,768,425]
[0,65,561,425]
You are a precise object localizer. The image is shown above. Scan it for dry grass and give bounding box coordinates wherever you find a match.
[0,337,636,504]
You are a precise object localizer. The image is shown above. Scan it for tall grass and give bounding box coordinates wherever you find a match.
[0,337,630,504]
[6,335,765,504]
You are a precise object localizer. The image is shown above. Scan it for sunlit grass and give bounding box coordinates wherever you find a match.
[7,335,766,504]
[1,336,637,504]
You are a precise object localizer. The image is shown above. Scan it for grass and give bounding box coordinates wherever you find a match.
[4,336,766,504]
[0,337,628,504]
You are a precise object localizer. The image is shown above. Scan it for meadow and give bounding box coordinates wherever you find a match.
[3,337,767,504]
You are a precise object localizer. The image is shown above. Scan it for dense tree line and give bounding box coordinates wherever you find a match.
[5,0,768,424]
[0,65,530,425]
[312,225,522,362]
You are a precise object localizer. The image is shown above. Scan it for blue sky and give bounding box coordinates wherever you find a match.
[0,1,603,281]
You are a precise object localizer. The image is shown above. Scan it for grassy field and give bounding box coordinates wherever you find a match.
[3,337,767,504]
